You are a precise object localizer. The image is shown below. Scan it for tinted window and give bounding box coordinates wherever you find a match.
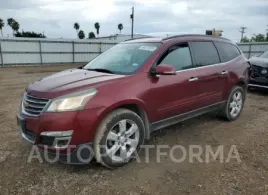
[159,45,192,71]
[191,42,220,67]
[214,42,241,62]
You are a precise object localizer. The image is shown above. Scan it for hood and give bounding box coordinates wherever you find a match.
[249,56,268,68]
[27,68,126,98]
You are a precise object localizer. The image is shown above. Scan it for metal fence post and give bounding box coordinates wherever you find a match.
[72,41,75,63]
[248,43,252,58]
[99,42,102,54]
[39,40,43,65]
[0,39,4,67]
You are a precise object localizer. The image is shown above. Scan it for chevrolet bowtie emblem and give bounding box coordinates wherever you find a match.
[23,100,29,108]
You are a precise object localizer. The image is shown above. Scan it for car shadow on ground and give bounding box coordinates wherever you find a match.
[248,87,268,96]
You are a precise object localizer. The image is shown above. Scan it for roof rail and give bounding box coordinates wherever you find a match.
[124,37,152,42]
[162,34,230,41]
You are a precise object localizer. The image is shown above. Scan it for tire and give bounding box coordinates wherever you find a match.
[219,86,245,121]
[93,108,145,169]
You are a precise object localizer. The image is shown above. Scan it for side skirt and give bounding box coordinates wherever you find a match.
[150,101,226,133]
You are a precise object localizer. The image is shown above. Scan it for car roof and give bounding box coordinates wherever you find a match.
[124,34,232,44]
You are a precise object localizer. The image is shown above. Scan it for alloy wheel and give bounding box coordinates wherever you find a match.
[229,91,243,118]
[106,119,140,162]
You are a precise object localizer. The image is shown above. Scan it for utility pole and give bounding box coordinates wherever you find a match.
[240,27,247,42]
[266,25,268,39]
[130,7,134,39]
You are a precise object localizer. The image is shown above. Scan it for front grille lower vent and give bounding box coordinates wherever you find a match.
[252,65,268,76]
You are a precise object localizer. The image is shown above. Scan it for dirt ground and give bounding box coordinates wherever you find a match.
[0,65,268,195]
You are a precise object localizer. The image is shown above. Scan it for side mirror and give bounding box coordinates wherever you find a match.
[154,64,176,76]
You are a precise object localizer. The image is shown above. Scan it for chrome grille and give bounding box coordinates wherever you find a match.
[252,65,268,76]
[22,93,50,116]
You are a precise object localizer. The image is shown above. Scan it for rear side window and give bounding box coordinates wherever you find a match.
[159,44,193,71]
[214,42,241,62]
[190,41,220,67]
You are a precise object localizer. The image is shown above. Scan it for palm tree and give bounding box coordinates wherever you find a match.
[0,18,4,37]
[7,18,15,27]
[88,32,96,39]
[74,22,80,37]
[94,22,100,37]
[118,23,123,34]
[7,18,17,36]
[12,21,20,34]
[78,30,85,39]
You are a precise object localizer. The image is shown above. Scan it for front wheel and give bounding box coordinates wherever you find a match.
[93,108,145,169]
[219,86,245,121]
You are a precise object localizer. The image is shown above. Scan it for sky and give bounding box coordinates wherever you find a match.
[0,0,267,42]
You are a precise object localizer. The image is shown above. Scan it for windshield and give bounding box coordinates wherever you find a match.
[260,50,268,58]
[83,42,161,75]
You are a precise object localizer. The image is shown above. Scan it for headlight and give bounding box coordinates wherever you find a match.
[45,88,98,112]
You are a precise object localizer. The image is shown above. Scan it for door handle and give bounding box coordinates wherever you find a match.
[189,77,199,82]
[221,70,229,75]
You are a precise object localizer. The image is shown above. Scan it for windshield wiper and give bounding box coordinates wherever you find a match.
[85,68,114,74]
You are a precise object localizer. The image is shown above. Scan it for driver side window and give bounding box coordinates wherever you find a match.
[158,43,193,71]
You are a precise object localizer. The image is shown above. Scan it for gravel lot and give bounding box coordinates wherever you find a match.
[0,65,268,195]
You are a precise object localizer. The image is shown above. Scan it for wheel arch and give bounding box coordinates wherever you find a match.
[235,80,247,89]
[98,100,151,140]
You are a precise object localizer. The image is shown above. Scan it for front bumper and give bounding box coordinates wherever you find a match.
[17,106,106,163]
[40,142,94,164]
[249,77,268,89]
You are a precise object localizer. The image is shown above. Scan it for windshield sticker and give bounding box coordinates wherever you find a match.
[139,46,157,51]
[132,63,139,66]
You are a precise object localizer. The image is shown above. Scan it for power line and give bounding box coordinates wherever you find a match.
[240,27,247,42]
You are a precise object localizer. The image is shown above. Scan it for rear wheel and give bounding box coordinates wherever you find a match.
[93,108,145,169]
[219,86,245,121]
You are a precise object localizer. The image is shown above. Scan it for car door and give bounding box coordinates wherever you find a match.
[148,42,202,122]
[189,41,228,108]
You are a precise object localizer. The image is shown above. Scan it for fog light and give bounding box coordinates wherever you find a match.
[261,69,268,75]
[40,130,73,148]
[55,139,70,148]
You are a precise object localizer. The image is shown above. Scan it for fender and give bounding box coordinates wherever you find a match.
[95,98,151,140]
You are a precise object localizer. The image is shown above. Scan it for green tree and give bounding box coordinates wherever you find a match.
[7,18,19,36]
[118,23,123,34]
[7,18,15,27]
[94,22,100,36]
[7,18,15,36]
[240,36,250,43]
[74,22,80,37]
[251,34,265,42]
[12,21,20,33]
[88,32,96,39]
[15,31,46,38]
[0,18,4,37]
[78,30,85,39]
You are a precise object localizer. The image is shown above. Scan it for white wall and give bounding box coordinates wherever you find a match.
[238,42,268,58]
[0,37,117,66]
[0,37,267,66]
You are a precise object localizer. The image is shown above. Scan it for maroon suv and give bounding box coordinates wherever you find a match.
[17,35,250,168]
